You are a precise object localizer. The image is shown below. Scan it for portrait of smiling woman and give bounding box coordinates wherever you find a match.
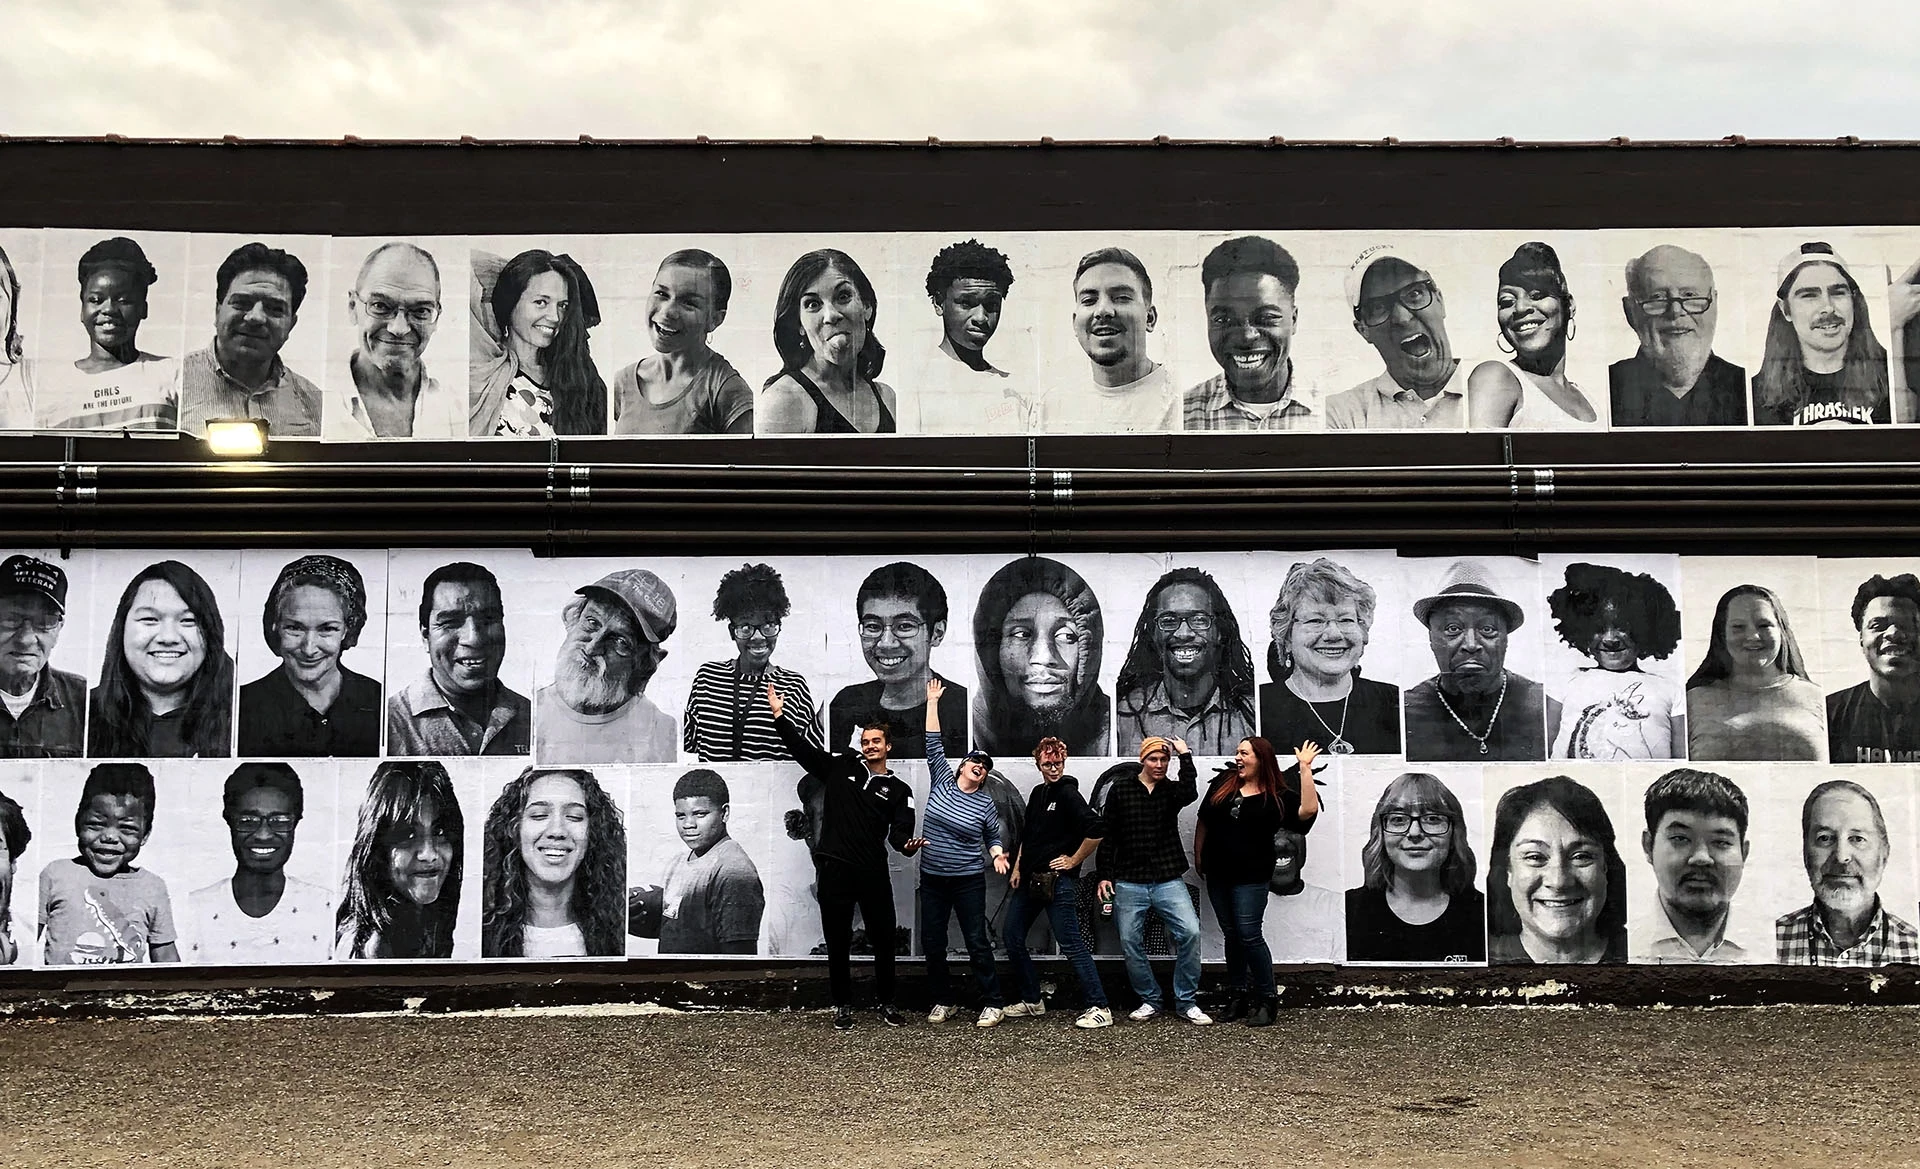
[336,761,466,961]
[481,766,627,959]
[88,560,234,759]
[1685,583,1826,762]
[1261,558,1402,756]
[1487,775,1629,965]
[469,249,608,437]
[1467,242,1602,430]
[758,249,897,434]
[237,555,381,757]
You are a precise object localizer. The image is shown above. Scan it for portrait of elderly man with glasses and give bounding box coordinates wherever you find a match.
[1608,244,1749,428]
[0,554,86,758]
[534,568,679,765]
[1115,567,1255,756]
[182,762,333,965]
[1403,560,1548,762]
[684,563,821,762]
[331,241,464,439]
[828,562,964,758]
[1326,245,1487,430]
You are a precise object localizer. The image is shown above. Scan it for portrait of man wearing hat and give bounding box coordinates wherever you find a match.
[1752,241,1892,428]
[1325,246,1487,431]
[387,561,530,756]
[0,553,86,757]
[535,568,679,764]
[1403,560,1547,761]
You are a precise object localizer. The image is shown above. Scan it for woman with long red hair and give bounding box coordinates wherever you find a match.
[1193,736,1320,1027]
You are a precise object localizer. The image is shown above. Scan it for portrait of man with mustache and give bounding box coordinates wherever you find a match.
[1752,242,1892,428]
[1775,779,1918,965]
[1608,244,1748,428]
[535,568,678,765]
[179,242,322,437]
[1633,768,1765,963]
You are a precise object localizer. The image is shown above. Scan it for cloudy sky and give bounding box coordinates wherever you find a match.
[6,0,1918,141]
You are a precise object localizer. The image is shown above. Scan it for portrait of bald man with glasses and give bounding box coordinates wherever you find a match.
[330,241,465,440]
[1608,244,1749,427]
[1115,567,1256,755]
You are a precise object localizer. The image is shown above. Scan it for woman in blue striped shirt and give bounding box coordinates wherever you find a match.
[920,677,1011,1027]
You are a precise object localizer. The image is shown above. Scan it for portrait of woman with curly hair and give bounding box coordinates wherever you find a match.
[481,766,627,958]
[1545,561,1686,759]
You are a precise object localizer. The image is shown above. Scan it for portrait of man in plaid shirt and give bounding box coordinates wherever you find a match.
[1775,779,1919,966]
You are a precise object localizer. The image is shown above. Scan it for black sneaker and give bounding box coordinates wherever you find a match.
[833,1007,855,1031]
[877,1005,906,1028]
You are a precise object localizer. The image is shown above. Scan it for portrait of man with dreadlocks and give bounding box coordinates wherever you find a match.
[1115,567,1256,756]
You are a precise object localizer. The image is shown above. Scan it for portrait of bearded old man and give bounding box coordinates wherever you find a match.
[535,569,679,765]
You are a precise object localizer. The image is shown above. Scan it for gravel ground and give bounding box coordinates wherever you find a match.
[5,1004,1920,1168]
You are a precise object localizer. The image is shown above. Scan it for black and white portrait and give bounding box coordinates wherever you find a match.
[1605,239,1750,428]
[756,248,898,435]
[0,768,38,966]
[1540,554,1686,760]
[1893,252,1919,424]
[1623,763,1769,964]
[827,561,965,759]
[1342,762,1485,964]
[334,758,480,961]
[85,551,240,760]
[1767,771,1918,966]
[175,760,340,967]
[469,247,608,437]
[533,568,678,765]
[627,764,769,957]
[0,552,90,759]
[1324,244,1477,431]
[1818,563,1920,764]
[480,765,629,959]
[178,236,327,438]
[384,550,534,758]
[610,247,754,436]
[37,760,180,965]
[1752,242,1891,427]
[323,239,466,440]
[682,562,818,762]
[1466,241,1605,431]
[32,230,186,432]
[1681,557,1827,762]
[1261,555,1404,756]
[1485,769,1630,965]
[1183,235,1316,432]
[236,551,386,758]
[1114,566,1256,756]
[0,230,44,431]
[904,238,1038,435]
[1040,243,1179,434]
[1401,558,1547,762]
[970,556,1110,758]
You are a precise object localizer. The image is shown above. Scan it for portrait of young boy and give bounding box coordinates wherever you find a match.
[39,762,179,965]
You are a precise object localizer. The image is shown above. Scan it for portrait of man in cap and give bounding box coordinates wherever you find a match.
[1403,560,1547,761]
[0,553,85,758]
[1325,246,1485,431]
[535,568,679,764]
[1752,242,1892,428]
[388,561,530,757]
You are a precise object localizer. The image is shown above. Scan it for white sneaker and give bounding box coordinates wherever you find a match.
[1075,1006,1114,1029]
[1179,1004,1214,1026]
[975,1006,1006,1028]
[1128,1003,1161,1022]
[1001,1001,1046,1018]
[926,1004,954,1024]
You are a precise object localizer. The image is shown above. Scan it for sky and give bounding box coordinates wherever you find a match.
[4,0,1918,142]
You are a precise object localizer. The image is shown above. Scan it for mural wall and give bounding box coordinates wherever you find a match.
[1,225,1917,438]
[3,546,1918,971]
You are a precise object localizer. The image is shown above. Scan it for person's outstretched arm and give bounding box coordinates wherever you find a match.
[925,677,955,791]
[767,683,840,778]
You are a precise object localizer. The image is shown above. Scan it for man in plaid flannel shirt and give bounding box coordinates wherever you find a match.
[1775,780,1919,966]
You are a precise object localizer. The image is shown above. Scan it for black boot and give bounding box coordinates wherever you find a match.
[1222,992,1250,1023]
[1246,996,1277,1028]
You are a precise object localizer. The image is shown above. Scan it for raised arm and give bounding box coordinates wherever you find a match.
[768,682,839,778]
[1169,738,1199,809]
[1292,740,1322,822]
[924,678,955,791]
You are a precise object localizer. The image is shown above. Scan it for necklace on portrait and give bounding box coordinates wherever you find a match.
[1303,692,1353,755]
[1434,672,1508,755]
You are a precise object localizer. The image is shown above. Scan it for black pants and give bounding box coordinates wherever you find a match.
[816,856,897,1007]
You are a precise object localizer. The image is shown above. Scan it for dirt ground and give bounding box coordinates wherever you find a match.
[4,1004,1919,1168]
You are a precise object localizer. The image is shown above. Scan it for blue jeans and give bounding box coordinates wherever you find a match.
[919,871,1002,1008]
[1206,879,1276,998]
[1004,872,1107,1008]
[1114,879,1202,1011]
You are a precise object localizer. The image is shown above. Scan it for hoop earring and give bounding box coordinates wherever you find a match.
[1496,332,1515,355]
[1565,314,1576,342]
